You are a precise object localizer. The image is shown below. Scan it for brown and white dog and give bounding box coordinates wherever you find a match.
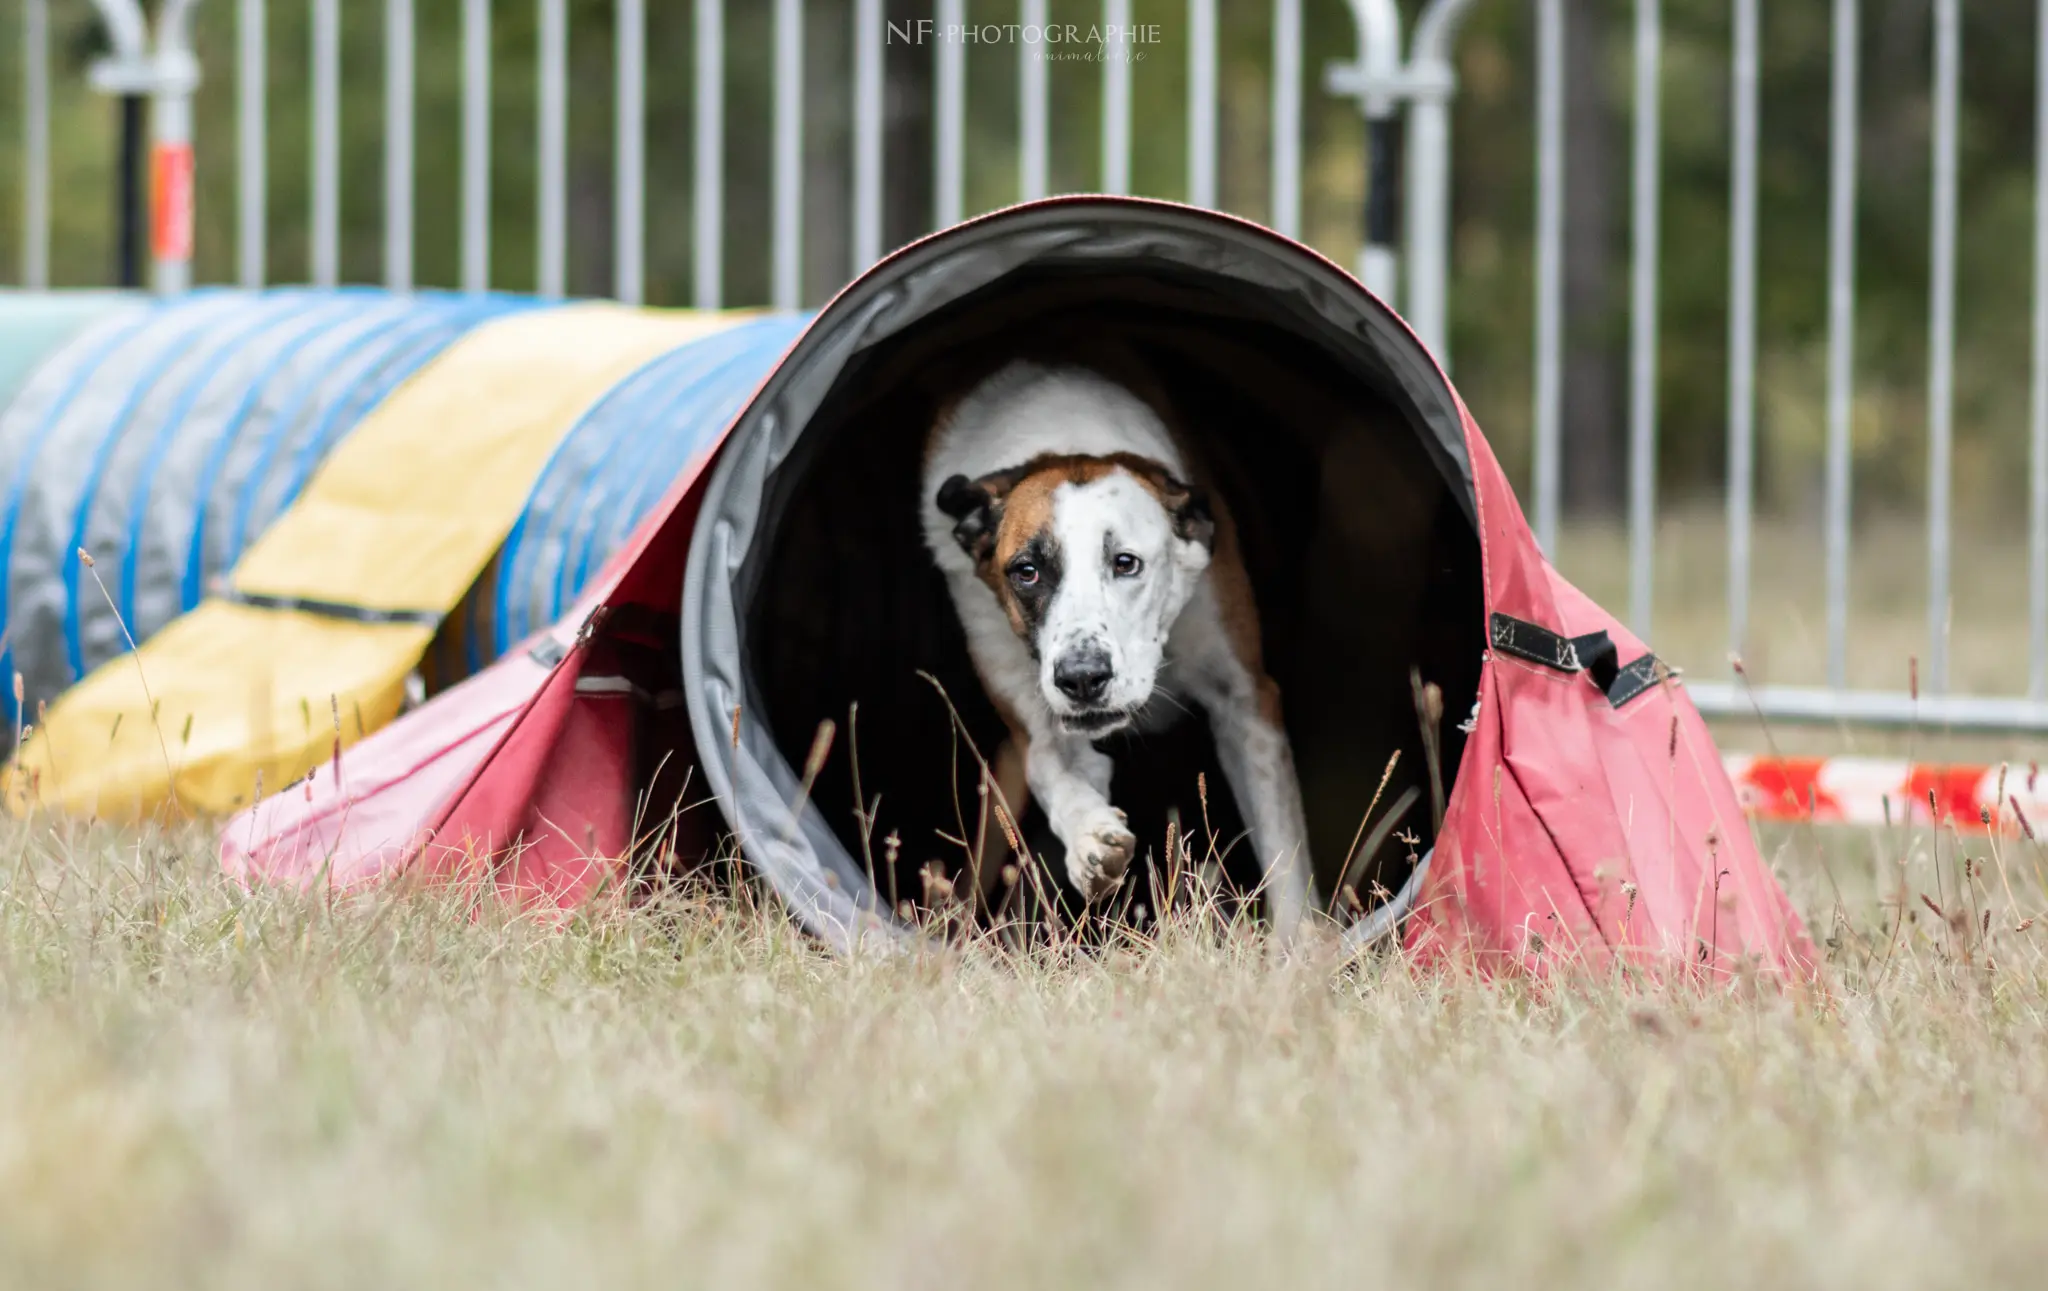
[922,358,1315,941]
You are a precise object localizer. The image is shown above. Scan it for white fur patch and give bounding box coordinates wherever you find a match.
[1036,471,1210,722]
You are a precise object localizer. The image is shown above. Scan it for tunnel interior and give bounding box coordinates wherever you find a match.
[727,262,1486,927]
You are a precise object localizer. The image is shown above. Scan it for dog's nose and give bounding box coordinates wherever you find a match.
[1053,650,1114,704]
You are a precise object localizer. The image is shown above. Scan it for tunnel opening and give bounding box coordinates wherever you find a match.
[683,205,1485,944]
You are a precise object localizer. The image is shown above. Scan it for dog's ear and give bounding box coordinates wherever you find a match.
[937,472,1006,564]
[1149,471,1215,551]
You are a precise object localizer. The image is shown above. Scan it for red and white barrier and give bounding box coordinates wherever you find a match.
[1724,754,2047,835]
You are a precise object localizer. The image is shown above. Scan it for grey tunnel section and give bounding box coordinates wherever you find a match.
[682,202,1487,950]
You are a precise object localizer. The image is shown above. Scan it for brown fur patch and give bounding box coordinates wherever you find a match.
[970,453,1195,636]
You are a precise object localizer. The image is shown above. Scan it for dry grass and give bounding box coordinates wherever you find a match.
[1559,507,2031,702]
[1,809,2045,1291]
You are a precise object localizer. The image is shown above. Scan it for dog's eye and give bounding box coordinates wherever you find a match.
[1009,561,1039,587]
[1112,552,1143,578]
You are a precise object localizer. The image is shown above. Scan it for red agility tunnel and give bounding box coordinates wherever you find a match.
[224,197,1818,980]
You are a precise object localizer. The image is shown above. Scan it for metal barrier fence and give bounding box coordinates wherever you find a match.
[1526,0,2048,732]
[13,0,2048,732]
[20,0,1457,329]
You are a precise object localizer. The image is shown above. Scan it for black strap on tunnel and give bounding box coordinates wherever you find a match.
[1488,612,1665,708]
[221,587,444,629]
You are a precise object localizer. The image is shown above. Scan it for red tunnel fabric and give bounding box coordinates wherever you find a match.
[1406,413,1814,978]
[222,197,1818,982]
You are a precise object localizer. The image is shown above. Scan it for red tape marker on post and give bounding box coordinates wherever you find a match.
[151,140,193,264]
[1725,754,2037,835]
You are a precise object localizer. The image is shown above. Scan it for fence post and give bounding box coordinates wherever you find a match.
[1271,0,1301,238]
[538,0,568,299]
[462,0,492,294]
[1927,0,1960,694]
[1824,0,1860,690]
[935,0,966,226]
[237,0,263,287]
[854,0,884,265]
[772,0,803,310]
[1726,0,1760,664]
[1103,0,1132,197]
[23,0,49,290]
[618,0,646,305]
[692,0,722,309]
[1627,0,1662,640]
[1402,0,1478,366]
[1020,0,1048,201]
[1531,0,1563,553]
[1188,0,1217,209]
[386,0,414,291]
[312,0,339,287]
[87,0,200,296]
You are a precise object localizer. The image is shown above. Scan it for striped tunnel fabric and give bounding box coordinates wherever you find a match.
[6,302,758,819]
[0,290,534,740]
[478,312,807,664]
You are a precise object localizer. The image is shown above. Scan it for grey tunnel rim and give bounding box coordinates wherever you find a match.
[679,195,1477,954]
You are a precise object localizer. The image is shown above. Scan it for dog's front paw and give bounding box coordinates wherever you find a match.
[1064,808,1135,902]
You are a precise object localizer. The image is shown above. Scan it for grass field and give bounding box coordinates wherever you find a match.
[2,515,2043,1288]
[1,808,2044,1291]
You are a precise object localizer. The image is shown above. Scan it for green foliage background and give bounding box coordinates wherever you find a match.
[0,0,2037,522]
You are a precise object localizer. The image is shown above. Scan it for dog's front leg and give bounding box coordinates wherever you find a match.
[1196,672,1316,945]
[1024,729,1133,902]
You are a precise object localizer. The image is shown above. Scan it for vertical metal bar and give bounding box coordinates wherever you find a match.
[23,0,49,289]
[1188,0,1217,207]
[1270,0,1301,236]
[854,0,884,265]
[462,0,492,294]
[311,0,340,287]
[1627,0,1662,640]
[935,0,965,227]
[772,0,803,310]
[117,95,142,289]
[1532,0,1563,555]
[693,0,723,309]
[150,0,200,297]
[538,0,567,298]
[1402,1,1479,367]
[617,0,646,304]
[1102,0,1131,195]
[1020,0,1048,200]
[1726,0,1760,663]
[1927,0,1959,693]
[237,0,264,288]
[2034,0,2048,698]
[385,0,415,291]
[1825,0,1860,690]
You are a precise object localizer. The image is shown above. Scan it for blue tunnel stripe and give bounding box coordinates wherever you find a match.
[60,297,258,682]
[0,304,166,722]
[488,320,770,657]
[543,318,801,632]
[567,322,801,612]
[113,291,339,638]
[175,294,383,611]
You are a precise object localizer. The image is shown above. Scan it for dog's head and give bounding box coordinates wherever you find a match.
[937,453,1215,735]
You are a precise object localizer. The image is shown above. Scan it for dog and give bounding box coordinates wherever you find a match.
[921,356,1316,942]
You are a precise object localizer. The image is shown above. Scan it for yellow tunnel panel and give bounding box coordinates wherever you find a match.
[8,303,752,819]
[8,603,428,820]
